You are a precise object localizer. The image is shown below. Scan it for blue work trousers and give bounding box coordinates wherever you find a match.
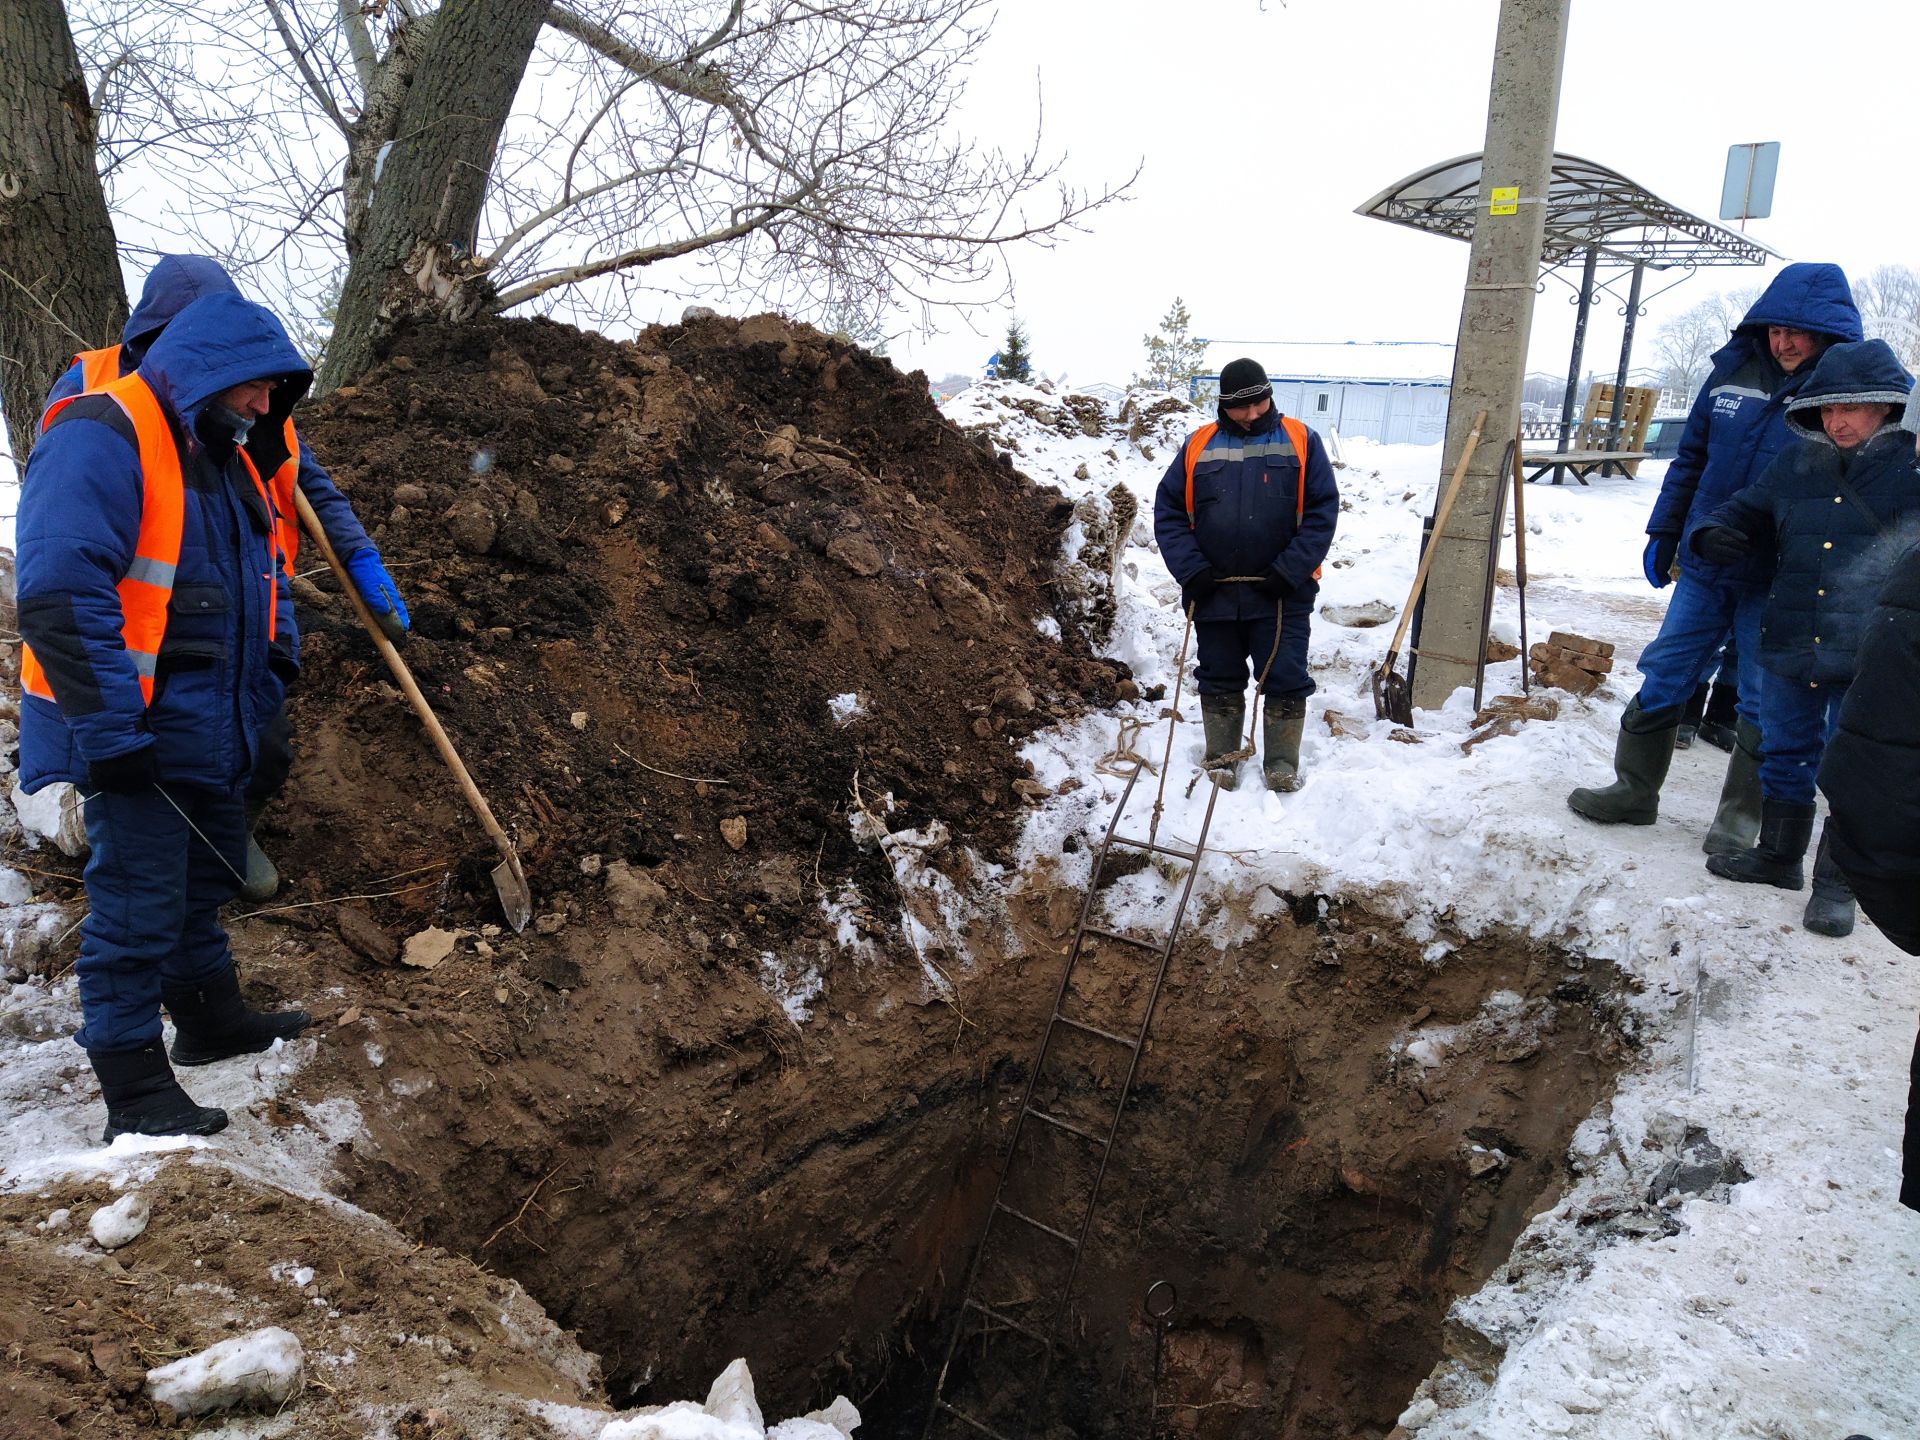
[76,783,246,1053]
[1757,672,1847,805]
[1632,573,1765,724]
[1193,600,1314,698]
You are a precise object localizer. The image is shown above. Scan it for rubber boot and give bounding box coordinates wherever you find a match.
[163,966,312,1067]
[1676,682,1708,750]
[1706,798,1816,890]
[1701,719,1763,857]
[1696,671,1739,752]
[1802,821,1857,937]
[1199,693,1246,790]
[241,828,279,903]
[1568,699,1680,825]
[89,1041,228,1143]
[1262,694,1307,793]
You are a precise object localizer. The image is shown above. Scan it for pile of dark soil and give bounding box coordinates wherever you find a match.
[280,311,1130,940]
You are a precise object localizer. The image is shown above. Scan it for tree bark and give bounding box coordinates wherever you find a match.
[0,0,127,467]
[317,0,550,394]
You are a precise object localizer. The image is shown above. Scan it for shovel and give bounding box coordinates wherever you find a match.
[292,489,534,933]
[1372,409,1486,724]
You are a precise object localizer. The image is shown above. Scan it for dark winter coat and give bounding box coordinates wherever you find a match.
[1152,408,1339,622]
[1648,263,1863,587]
[16,292,309,793]
[1819,538,1920,951]
[1693,339,1920,687]
[43,255,372,561]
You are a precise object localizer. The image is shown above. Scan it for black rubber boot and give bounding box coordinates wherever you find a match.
[1702,719,1763,857]
[1568,699,1681,825]
[1706,798,1816,891]
[1262,694,1307,793]
[163,967,312,1067]
[1696,670,1740,751]
[89,1041,228,1143]
[1199,693,1246,791]
[1676,682,1709,749]
[1803,822,1857,937]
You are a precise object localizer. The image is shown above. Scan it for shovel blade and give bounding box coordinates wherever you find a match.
[1371,663,1413,726]
[491,854,534,934]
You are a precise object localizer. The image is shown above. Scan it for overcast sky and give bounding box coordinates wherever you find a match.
[888,0,1920,388]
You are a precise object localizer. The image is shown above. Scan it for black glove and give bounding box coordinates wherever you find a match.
[1255,569,1290,600]
[1180,567,1218,611]
[267,644,300,689]
[87,746,161,796]
[1692,526,1751,567]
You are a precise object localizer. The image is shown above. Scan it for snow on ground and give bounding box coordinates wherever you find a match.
[949,379,1920,1440]
[0,375,1914,1437]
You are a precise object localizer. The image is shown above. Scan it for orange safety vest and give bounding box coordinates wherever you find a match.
[1180,416,1322,580]
[22,373,282,707]
[47,343,303,566]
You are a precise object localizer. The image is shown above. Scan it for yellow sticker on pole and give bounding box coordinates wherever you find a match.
[1489,186,1519,216]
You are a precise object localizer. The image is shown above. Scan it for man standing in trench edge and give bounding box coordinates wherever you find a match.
[16,291,314,1141]
[1154,358,1339,791]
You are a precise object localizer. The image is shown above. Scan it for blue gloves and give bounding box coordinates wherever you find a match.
[345,548,410,642]
[1642,534,1678,590]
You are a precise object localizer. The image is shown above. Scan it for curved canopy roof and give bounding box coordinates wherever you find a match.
[1356,152,1779,270]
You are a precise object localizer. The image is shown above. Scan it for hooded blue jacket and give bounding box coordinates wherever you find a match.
[16,292,310,793]
[43,255,372,560]
[1695,339,1920,686]
[1648,263,1863,587]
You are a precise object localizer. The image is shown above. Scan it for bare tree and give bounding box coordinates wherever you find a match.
[1855,264,1920,373]
[1651,297,1723,406]
[0,0,127,466]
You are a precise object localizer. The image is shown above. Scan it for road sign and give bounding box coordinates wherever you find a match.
[1720,142,1780,223]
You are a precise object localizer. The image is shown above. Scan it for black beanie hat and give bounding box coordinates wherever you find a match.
[1219,357,1272,407]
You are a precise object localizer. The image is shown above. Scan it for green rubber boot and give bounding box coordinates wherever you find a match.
[1702,719,1763,857]
[1199,693,1246,791]
[1568,699,1681,825]
[1262,694,1307,793]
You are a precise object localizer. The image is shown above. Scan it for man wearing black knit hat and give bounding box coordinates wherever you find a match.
[1153,358,1340,791]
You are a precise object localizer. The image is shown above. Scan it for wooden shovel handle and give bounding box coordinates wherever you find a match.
[291,489,520,869]
[1385,410,1488,657]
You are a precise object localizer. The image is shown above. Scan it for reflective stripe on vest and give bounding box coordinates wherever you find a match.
[1181,415,1321,579]
[21,374,187,706]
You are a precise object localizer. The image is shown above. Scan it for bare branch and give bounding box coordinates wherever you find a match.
[337,0,378,92]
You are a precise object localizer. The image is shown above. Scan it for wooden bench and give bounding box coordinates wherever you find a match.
[1521,447,1651,485]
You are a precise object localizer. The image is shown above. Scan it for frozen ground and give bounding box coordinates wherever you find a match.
[947,380,1920,1440]
[1,378,1915,1437]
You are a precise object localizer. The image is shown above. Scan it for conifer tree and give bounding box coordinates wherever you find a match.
[999,316,1034,382]
[1132,296,1207,394]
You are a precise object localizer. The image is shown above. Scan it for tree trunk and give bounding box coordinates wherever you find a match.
[0,0,127,467]
[317,0,550,394]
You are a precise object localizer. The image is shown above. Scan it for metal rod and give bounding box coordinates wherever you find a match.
[1602,261,1646,476]
[1553,244,1600,484]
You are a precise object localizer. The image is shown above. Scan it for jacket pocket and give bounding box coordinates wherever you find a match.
[161,582,230,661]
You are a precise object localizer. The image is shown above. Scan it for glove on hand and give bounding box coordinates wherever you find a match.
[1255,569,1290,600]
[1692,526,1752,567]
[1180,567,1218,612]
[87,745,161,796]
[345,548,410,643]
[1642,534,1679,589]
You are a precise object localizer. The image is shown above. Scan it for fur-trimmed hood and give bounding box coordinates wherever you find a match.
[1784,338,1915,445]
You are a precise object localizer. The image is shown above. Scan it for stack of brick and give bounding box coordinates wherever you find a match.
[1529,631,1613,695]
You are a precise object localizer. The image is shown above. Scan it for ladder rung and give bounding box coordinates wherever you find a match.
[1024,1105,1109,1147]
[963,1297,1053,1347]
[1111,833,1197,862]
[935,1399,1020,1440]
[1053,1013,1138,1049]
[1083,924,1160,953]
[994,1200,1077,1246]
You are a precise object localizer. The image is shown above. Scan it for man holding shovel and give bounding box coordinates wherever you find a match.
[1154,358,1339,791]
[17,292,316,1141]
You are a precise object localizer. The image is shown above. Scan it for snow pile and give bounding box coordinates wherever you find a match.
[145,1326,304,1416]
[592,1359,858,1440]
[87,1189,150,1249]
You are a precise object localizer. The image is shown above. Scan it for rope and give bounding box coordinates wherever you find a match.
[1200,593,1286,773]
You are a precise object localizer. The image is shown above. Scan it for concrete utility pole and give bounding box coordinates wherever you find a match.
[1409,0,1571,711]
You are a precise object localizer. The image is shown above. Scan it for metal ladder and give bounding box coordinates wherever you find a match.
[922,670,1224,1440]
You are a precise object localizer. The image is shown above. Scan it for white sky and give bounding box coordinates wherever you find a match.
[890,0,1920,387]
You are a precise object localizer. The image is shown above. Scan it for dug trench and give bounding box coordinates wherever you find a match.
[197,312,1625,1437]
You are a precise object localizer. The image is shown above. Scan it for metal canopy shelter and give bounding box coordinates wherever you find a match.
[1357,152,1780,480]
